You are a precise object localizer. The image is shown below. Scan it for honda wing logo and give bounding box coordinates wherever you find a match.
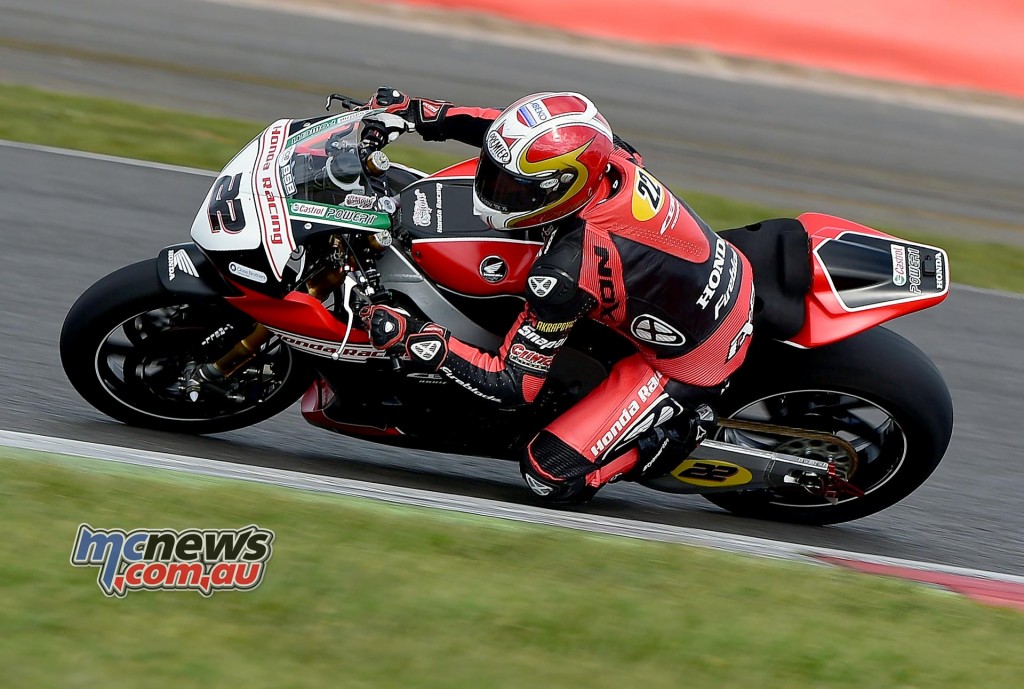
[528,275,559,298]
[167,249,199,281]
[479,256,508,283]
[524,474,554,496]
[630,315,686,346]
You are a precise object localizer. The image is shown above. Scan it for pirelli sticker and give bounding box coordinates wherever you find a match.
[671,459,753,487]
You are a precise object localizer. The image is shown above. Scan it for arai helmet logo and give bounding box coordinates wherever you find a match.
[485,130,512,165]
[527,275,559,298]
[479,256,508,283]
[630,315,686,346]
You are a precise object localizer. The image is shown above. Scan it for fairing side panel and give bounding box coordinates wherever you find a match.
[790,213,949,348]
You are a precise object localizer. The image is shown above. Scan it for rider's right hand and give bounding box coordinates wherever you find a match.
[368,87,414,122]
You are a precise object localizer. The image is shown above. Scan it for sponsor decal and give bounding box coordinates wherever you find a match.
[593,245,620,321]
[714,250,740,320]
[228,262,267,284]
[269,329,390,360]
[907,247,922,294]
[435,183,445,233]
[534,320,575,333]
[659,195,681,235]
[412,189,432,227]
[167,249,199,281]
[518,99,551,127]
[774,455,830,470]
[508,343,553,373]
[71,524,273,598]
[631,168,666,222]
[486,130,512,165]
[420,100,442,121]
[891,244,907,286]
[479,256,508,283]
[323,207,376,225]
[696,237,728,311]
[935,253,945,290]
[527,275,559,298]
[406,372,445,384]
[254,121,293,279]
[591,373,663,457]
[344,193,377,210]
[439,366,503,403]
[285,110,376,148]
[630,315,686,346]
[727,291,756,362]
[524,474,555,496]
[409,340,442,361]
[516,324,568,350]
[671,460,752,487]
[289,201,327,218]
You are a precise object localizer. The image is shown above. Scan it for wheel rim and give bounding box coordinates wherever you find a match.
[719,389,908,508]
[93,303,295,423]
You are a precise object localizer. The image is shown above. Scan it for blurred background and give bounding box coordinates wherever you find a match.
[2,1,1023,684]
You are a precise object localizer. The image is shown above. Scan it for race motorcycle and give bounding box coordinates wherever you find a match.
[60,96,954,525]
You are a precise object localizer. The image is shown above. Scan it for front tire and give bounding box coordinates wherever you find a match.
[61,260,312,434]
[703,327,953,525]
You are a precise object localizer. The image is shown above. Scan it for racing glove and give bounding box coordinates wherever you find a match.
[359,305,449,370]
[366,87,452,140]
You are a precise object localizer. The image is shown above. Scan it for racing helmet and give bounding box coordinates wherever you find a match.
[473,92,614,229]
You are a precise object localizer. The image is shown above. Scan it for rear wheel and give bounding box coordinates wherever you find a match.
[61,260,312,434]
[703,327,953,525]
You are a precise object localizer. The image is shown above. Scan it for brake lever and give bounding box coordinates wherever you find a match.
[325,93,365,112]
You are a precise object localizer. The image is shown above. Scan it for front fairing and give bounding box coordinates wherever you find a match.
[189,110,393,294]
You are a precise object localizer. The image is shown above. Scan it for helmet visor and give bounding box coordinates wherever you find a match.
[475,154,566,213]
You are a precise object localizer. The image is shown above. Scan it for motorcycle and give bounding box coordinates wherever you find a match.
[60,95,953,525]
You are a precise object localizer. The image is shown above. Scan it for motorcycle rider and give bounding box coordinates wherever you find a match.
[360,88,756,503]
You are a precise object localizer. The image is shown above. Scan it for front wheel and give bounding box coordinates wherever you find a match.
[702,327,953,525]
[60,260,313,434]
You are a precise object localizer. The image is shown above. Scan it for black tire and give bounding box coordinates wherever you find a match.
[60,259,313,434]
[703,327,953,525]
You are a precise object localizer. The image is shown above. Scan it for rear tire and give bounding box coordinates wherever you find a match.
[61,260,312,435]
[703,327,953,525]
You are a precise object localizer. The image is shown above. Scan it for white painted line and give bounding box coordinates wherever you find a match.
[3,429,1022,584]
[0,139,215,177]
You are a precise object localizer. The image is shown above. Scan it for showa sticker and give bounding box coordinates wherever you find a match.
[70,524,274,598]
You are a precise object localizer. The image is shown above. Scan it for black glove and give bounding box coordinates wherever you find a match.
[366,86,451,138]
[631,404,716,481]
[359,305,449,370]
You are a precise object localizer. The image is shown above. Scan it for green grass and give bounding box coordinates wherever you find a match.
[2,450,1023,688]
[1,81,1021,292]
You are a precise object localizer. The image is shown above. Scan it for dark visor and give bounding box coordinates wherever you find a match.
[475,155,568,213]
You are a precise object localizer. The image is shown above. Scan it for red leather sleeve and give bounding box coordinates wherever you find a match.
[438,304,577,405]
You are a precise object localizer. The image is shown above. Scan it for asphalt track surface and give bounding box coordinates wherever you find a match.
[1,0,1023,245]
[0,0,1022,574]
[2,142,1023,576]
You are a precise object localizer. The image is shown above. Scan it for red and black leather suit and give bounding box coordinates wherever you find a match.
[381,100,755,500]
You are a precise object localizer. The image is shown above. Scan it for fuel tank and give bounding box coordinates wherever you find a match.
[399,160,544,297]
